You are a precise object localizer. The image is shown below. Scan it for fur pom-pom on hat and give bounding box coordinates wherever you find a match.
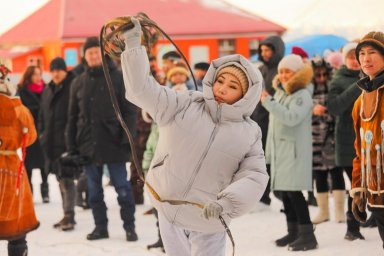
[278,54,304,72]
[216,65,249,95]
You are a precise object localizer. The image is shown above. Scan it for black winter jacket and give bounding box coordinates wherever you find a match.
[39,72,75,171]
[66,61,137,164]
[251,36,285,148]
[327,65,361,166]
[19,86,46,169]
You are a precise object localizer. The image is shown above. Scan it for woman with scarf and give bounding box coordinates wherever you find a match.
[18,66,49,203]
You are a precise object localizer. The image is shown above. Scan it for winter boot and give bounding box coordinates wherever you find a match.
[87,226,109,240]
[8,240,28,256]
[361,214,377,228]
[126,228,138,242]
[40,182,49,203]
[333,190,346,223]
[312,193,329,224]
[60,212,76,231]
[131,180,144,205]
[275,222,298,247]
[345,212,365,241]
[147,238,165,252]
[307,191,317,206]
[53,212,76,231]
[288,224,318,251]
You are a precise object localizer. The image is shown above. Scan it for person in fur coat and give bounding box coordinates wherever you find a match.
[261,54,318,251]
[0,65,39,256]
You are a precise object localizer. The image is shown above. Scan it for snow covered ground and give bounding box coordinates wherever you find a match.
[0,172,381,256]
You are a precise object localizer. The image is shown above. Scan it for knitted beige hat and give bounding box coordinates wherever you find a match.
[167,66,189,80]
[216,65,249,95]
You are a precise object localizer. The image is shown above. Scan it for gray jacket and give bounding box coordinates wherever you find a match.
[262,65,314,191]
[121,46,268,233]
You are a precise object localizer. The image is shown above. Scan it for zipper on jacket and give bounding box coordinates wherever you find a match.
[172,105,222,222]
[183,106,221,197]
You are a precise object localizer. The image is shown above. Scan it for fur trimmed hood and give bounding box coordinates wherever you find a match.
[272,64,313,95]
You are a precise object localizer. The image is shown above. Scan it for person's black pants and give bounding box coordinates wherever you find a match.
[281,191,311,224]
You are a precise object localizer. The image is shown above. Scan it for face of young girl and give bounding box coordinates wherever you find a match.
[213,73,243,105]
[31,68,42,84]
[278,68,295,87]
[359,45,384,79]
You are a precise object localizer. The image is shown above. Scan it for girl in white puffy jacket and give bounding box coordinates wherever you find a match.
[121,18,268,256]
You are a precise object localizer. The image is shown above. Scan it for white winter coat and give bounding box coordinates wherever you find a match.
[121,46,268,233]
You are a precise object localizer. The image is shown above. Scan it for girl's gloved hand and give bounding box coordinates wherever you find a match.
[123,17,142,49]
[202,201,223,220]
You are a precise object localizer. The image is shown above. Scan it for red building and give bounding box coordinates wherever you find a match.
[0,0,285,73]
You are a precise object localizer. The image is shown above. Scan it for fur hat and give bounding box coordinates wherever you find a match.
[216,65,249,95]
[342,42,358,64]
[50,57,67,71]
[167,66,189,80]
[291,46,309,59]
[278,54,304,72]
[0,65,16,96]
[355,31,384,62]
[83,36,100,55]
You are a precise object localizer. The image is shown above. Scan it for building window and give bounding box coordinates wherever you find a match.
[27,56,43,68]
[64,48,78,66]
[218,39,236,57]
[249,39,259,57]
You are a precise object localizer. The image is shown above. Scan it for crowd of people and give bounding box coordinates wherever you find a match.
[0,24,383,255]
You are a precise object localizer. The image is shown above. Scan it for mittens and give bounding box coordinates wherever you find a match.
[202,202,223,220]
[122,17,142,49]
[351,192,367,223]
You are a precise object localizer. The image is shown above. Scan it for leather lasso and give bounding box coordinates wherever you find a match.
[99,13,235,256]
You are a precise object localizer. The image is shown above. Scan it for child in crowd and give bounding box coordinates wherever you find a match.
[261,54,318,251]
[121,18,268,255]
[167,64,189,92]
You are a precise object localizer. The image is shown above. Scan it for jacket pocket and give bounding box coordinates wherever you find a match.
[151,154,169,170]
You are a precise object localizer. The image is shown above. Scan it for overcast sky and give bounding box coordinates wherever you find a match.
[1,0,383,40]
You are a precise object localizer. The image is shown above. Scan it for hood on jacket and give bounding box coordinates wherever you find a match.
[258,36,285,67]
[201,54,263,121]
[272,64,313,95]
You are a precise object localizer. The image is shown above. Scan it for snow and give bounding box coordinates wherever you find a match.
[0,172,381,256]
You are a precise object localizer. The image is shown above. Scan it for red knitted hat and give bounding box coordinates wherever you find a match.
[292,46,309,59]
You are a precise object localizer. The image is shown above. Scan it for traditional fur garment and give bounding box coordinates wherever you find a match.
[0,94,39,240]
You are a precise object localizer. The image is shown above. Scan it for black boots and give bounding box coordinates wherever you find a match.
[288,224,318,251]
[361,214,377,228]
[8,240,28,256]
[53,212,76,231]
[126,229,138,241]
[345,212,365,241]
[87,227,109,240]
[147,238,165,252]
[40,182,49,203]
[275,222,298,247]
